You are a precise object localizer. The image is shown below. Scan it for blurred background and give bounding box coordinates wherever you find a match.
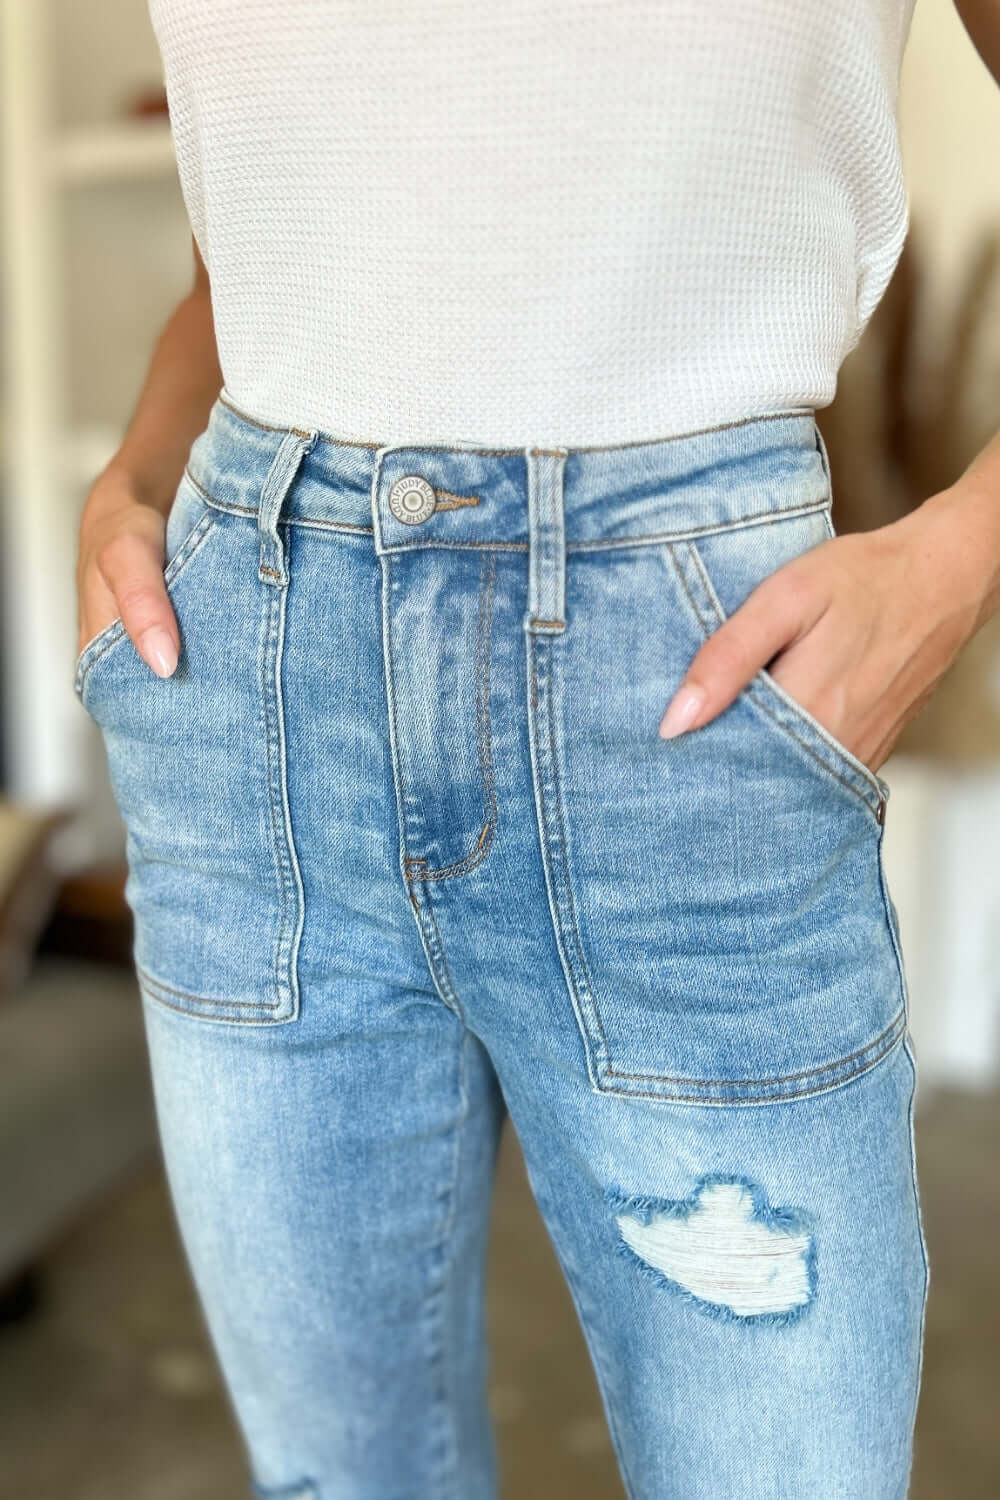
[0,0,998,1495]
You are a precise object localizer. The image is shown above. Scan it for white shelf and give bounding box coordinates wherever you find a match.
[49,118,175,185]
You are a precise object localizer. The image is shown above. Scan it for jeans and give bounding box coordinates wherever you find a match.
[75,391,930,1500]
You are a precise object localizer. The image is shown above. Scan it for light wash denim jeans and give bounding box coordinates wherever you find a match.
[75,392,930,1500]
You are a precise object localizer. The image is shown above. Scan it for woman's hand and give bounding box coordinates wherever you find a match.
[658,483,999,775]
[76,468,179,677]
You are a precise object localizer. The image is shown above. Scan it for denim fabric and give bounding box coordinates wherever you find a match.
[75,392,929,1499]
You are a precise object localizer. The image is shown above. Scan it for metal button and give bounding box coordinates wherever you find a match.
[388,474,437,525]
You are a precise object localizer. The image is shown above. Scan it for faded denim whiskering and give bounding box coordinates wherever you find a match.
[75,391,930,1500]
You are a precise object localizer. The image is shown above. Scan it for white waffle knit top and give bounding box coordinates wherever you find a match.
[149,0,917,449]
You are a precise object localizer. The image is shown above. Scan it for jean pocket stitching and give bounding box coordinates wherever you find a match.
[136,961,290,1019]
[128,550,301,1028]
[594,1004,906,1104]
[260,570,304,1022]
[748,665,887,811]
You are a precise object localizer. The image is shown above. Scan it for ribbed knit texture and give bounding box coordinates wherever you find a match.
[149,0,916,448]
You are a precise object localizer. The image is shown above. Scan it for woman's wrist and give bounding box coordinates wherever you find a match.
[81,455,178,540]
[899,476,1000,641]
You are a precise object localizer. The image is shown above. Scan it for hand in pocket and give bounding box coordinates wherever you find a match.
[76,472,178,677]
[658,502,985,777]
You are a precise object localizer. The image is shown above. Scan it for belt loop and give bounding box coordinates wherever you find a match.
[523,447,568,635]
[257,427,319,587]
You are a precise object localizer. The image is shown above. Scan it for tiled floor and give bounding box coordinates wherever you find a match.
[0,1083,996,1498]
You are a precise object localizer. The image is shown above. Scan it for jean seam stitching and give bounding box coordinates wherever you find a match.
[404,827,490,882]
[377,540,420,881]
[185,465,378,535]
[184,464,834,556]
[523,634,604,1088]
[427,1027,470,1498]
[377,546,466,1020]
[265,565,304,1020]
[401,552,498,882]
[181,482,829,555]
[901,1030,931,1451]
[531,635,613,1076]
[258,577,293,1016]
[379,539,529,554]
[600,1005,906,1088]
[746,680,882,817]
[135,961,281,1013]
[878,816,929,1441]
[564,497,832,551]
[595,1019,907,1104]
[408,885,467,1022]
[287,514,374,535]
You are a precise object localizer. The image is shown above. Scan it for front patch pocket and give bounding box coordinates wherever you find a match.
[79,490,303,1026]
[532,514,906,1105]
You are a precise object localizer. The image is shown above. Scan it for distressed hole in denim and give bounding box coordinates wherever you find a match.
[250,1480,318,1500]
[610,1174,817,1324]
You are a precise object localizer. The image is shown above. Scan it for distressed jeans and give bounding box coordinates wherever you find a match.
[76,392,930,1500]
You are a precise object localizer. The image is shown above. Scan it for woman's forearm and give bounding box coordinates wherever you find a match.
[925,424,1000,633]
[90,238,222,518]
[76,238,222,674]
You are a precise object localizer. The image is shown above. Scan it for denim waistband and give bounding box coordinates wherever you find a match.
[185,388,831,554]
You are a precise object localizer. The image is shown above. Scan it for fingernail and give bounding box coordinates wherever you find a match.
[659,683,706,738]
[141,627,178,678]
